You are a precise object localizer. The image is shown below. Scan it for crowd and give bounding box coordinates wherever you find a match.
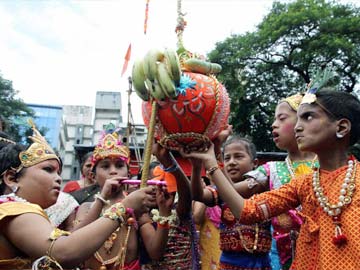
[1,75,360,270]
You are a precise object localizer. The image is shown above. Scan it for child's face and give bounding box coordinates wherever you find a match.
[295,103,337,153]
[223,142,256,183]
[272,102,298,151]
[94,157,128,187]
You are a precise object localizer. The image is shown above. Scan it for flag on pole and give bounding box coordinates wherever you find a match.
[121,43,132,77]
[144,0,150,34]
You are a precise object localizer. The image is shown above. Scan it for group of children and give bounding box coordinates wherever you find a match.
[1,80,360,270]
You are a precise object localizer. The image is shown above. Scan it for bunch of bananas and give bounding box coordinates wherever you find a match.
[132,48,181,101]
[132,47,223,101]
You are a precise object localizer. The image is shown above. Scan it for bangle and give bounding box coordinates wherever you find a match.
[157,222,170,229]
[206,165,219,176]
[205,185,219,205]
[94,193,110,205]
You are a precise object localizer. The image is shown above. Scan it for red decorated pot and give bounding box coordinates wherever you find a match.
[142,72,230,151]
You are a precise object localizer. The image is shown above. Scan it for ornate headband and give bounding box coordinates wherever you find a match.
[92,124,130,166]
[301,67,335,105]
[280,93,303,111]
[19,119,60,169]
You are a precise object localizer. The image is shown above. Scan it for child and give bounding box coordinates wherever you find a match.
[0,122,154,270]
[243,93,317,269]
[190,136,272,270]
[139,143,198,270]
[75,126,158,270]
[183,86,360,270]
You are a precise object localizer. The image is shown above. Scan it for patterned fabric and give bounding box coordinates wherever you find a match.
[146,215,194,270]
[198,205,221,270]
[240,162,360,270]
[0,199,49,269]
[219,203,271,270]
[45,191,79,227]
[255,160,317,269]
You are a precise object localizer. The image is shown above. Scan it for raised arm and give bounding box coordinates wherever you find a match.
[2,186,155,268]
[181,143,245,219]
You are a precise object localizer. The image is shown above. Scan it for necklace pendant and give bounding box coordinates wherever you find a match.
[332,216,347,247]
[99,265,107,270]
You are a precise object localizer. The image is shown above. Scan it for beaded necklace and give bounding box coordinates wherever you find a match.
[285,156,318,178]
[312,158,357,246]
[237,223,259,253]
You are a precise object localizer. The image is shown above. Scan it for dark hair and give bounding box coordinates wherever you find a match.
[316,88,360,146]
[0,143,27,194]
[223,135,257,160]
[0,131,15,150]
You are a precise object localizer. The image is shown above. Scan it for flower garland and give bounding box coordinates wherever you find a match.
[151,209,177,225]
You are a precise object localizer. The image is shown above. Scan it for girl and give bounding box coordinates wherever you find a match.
[0,121,154,270]
[183,87,360,270]
[191,136,272,270]
[242,93,317,269]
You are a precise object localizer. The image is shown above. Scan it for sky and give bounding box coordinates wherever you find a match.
[0,0,359,124]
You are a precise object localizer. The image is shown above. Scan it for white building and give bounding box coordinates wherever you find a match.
[61,105,93,181]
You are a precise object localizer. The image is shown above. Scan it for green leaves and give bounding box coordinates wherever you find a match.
[208,0,360,151]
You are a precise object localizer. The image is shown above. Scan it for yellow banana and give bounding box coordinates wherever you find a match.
[132,59,149,101]
[164,48,181,85]
[156,62,176,98]
[183,58,222,75]
[143,49,165,82]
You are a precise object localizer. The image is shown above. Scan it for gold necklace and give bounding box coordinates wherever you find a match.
[237,223,259,253]
[285,155,318,177]
[312,158,356,246]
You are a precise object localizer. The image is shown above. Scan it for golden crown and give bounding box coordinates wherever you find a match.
[281,93,303,111]
[92,125,130,165]
[19,119,60,168]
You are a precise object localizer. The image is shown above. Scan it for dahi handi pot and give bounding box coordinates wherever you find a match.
[142,72,230,151]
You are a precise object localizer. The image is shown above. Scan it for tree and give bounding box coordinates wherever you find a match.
[208,0,360,151]
[0,72,35,142]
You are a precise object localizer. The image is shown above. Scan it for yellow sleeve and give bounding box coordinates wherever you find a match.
[0,202,49,222]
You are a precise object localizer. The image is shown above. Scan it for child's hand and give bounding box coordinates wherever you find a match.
[123,186,157,216]
[215,124,233,145]
[152,142,173,168]
[156,185,175,216]
[100,176,128,199]
[179,142,217,168]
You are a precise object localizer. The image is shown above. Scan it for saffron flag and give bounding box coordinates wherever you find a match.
[121,43,132,77]
[144,0,150,34]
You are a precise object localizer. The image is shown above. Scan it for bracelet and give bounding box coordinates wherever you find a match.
[94,193,110,206]
[160,153,179,173]
[206,165,219,176]
[157,222,170,229]
[103,202,127,226]
[151,209,177,225]
[205,185,219,205]
[160,162,179,173]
